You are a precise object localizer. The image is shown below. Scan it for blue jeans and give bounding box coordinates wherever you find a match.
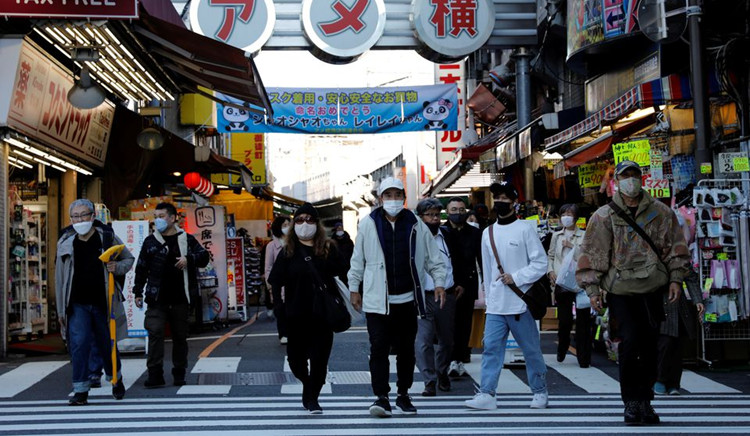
[479,310,547,395]
[67,303,121,393]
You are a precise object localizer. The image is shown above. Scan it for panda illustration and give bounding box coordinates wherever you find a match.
[422,99,453,130]
[223,106,250,131]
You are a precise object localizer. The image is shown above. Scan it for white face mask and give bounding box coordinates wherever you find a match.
[467,221,479,229]
[281,226,290,235]
[561,215,575,228]
[294,222,317,240]
[73,221,93,236]
[618,177,642,197]
[335,230,344,237]
[383,200,404,217]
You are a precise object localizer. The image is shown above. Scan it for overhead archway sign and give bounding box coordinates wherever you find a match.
[189,0,276,56]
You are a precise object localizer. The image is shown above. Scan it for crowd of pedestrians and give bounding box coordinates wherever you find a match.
[56,170,704,426]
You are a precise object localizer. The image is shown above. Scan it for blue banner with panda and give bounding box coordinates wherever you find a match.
[217,84,458,134]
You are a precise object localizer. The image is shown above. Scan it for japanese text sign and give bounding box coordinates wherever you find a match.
[643,176,671,198]
[112,221,148,337]
[226,238,245,307]
[435,63,467,170]
[577,162,609,189]
[718,152,750,174]
[0,0,138,19]
[612,139,650,167]
[411,0,495,60]
[185,206,228,321]
[217,84,458,134]
[190,0,276,54]
[212,133,267,187]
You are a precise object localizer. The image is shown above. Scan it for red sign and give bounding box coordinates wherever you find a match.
[0,1,138,19]
[226,238,245,306]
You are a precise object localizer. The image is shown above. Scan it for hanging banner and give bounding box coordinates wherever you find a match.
[612,139,650,167]
[216,84,458,134]
[184,206,228,320]
[112,220,149,338]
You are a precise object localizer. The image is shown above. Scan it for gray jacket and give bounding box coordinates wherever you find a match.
[55,221,134,340]
[660,268,704,338]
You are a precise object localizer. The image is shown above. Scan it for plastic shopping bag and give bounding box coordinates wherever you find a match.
[555,249,581,292]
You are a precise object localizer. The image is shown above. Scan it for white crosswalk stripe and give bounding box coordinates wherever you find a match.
[1,395,750,435]
[0,361,67,398]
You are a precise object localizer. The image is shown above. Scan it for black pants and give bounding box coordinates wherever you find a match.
[451,291,475,363]
[144,302,190,376]
[366,302,418,397]
[555,288,593,366]
[286,314,333,402]
[271,286,288,338]
[608,292,663,403]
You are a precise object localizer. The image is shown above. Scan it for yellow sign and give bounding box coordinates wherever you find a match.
[612,139,650,167]
[211,133,267,187]
[734,157,750,172]
[700,163,713,174]
[576,217,586,229]
[717,252,729,261]
[526,215,539,223]
[577,162,609,188]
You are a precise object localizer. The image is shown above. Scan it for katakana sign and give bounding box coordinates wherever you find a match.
[301,0,387,62]
[435,63,468,170]
[411,0,495,61]
[216,84,458,134]
[0,0,138,19]
[189,0,276,54]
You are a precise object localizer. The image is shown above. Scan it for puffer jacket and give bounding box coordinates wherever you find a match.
[55,220,135,339]
[576,190,690,297]
[133,225,210,305]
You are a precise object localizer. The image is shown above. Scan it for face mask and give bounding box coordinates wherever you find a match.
[561,215,575,228]
[383,200,404,217]
[493,201,513,217]
[467,221,480,229]
[335,230,344,237]
[73,221,93,235]
[294,222,317,240]
[281,226,290,235]
[448,213,467,225]
[426,222,440,235]
[618,177,642,197]
[154,217,169,233]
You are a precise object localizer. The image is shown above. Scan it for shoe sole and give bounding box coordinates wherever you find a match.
[398,408,417,415]
[421,392,436,397]
[465,403,496,410]
[369,406,392,417]
[144,384,166,389]
[530,404,548,409]
[308,410,323,415]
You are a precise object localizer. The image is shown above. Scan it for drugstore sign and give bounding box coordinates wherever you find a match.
[0,0,138,19]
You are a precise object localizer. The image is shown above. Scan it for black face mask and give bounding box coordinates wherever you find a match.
[493,201,513,217]
[426,222,440,235]
[447,213,467,225]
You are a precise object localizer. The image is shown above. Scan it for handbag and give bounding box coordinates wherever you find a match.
[488,225,549,320]
[304,250,351,333]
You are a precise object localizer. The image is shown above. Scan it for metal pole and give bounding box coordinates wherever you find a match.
[688,0,712,179]
[514,47,534,200]
[0,142,7,358]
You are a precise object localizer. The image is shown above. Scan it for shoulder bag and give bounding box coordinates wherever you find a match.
[488,225,549,320]
[304,249,351,333]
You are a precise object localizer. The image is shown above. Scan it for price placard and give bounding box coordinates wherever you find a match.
[718,152,749,173]
[701,162,713,174]
[613,139,651,167]
[734,157,750,172]
[643,176,671,198]
[577,162,609,188]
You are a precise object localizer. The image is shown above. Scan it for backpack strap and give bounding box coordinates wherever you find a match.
[608,201,662,260]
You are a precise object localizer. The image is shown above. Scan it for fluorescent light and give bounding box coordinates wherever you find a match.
[50,164,67,172]
[11,149,34,160]
[8,156,32,169]
[8,162,24,170]
[4,137,29,148]
[33,157,51,167]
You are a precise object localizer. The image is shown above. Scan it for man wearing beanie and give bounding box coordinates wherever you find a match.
[348,177,446,417]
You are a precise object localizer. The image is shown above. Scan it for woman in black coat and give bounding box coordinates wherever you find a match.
[268,203,344,414]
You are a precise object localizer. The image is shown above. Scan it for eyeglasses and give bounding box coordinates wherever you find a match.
[294,216,317,224]
[70,212,93,221]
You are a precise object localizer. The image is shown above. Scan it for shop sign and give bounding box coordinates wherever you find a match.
[643,176,670,198]
[612,139,650,167]
[301,0,387,62]
[212,133,267,186]
[567,0,636,57]
[0,0,137,19]
[718,152,750,173]
[112,220,149,338]
[226,238,245,308]
[435,62,467,170]
[216,84,458,134]
[185,206,228,321]
[577,162,608,188]
[411,0,495,61]
[5,40,114,167]
[189,0,276,54]
[700,162,713,174]
[650,148,663,179]
[518,127,532,159]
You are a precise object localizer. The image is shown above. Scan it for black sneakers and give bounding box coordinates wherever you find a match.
[422,381,436,397]
[172,368,187,386]
[144,375,166,389]
[396,394,417,414]
[369,396,392,417]
[69,392,88,406]
[624,400,660,425]
[306,399,323,415]
[437,374,451,392]
[112,379,125,400]
[641,401,661,425]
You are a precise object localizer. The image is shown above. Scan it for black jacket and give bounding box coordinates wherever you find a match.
[443,223,483,299]
[133,229,210,305]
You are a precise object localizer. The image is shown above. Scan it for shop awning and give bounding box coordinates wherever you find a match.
[544,74,695,152]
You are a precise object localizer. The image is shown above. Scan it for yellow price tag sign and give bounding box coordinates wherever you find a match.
[701,163,713,174]
[576,217,586,229]
[703,278,713,292]
[717,252,729,261]
[705,313,718,323]
[613,140,651,167]
[734,157,750,172]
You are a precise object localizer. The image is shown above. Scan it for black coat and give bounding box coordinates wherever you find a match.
[442,223,483,299]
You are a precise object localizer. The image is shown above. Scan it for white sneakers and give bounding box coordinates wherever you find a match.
[530,392,549,409]
[448,361,467,377]
[279,336,288,345]
[464,393,497,410]
[465,392,549,410]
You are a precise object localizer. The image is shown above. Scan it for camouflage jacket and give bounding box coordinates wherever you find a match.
[576,190,690,297]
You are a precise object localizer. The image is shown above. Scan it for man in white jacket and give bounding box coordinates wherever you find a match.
[349,177,446,418]
[465,181,549,410]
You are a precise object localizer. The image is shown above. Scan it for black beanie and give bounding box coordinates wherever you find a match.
[294,202,319,219]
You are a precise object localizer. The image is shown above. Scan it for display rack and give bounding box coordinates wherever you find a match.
[694,178,750,365]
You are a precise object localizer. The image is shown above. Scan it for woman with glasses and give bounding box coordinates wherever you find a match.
[268,202,344,414]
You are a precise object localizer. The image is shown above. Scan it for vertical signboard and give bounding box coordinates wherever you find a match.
[226,237,245,309]
[113,220,149,338]
[435,62,467,170]
[185,206,228,320]
[212,132,267,187]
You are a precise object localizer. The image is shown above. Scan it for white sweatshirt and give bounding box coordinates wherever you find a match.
[481,219,548,315]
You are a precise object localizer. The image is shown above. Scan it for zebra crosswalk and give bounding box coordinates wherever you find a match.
[1,394,749,435]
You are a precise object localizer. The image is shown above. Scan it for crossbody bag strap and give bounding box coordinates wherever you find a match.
[301,246,326,292]
[488,225,525,299]
[608,201,663,261]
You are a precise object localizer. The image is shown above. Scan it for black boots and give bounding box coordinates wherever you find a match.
[144,369,166,389]
[172,368,187,386]
[624,400,660,425]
